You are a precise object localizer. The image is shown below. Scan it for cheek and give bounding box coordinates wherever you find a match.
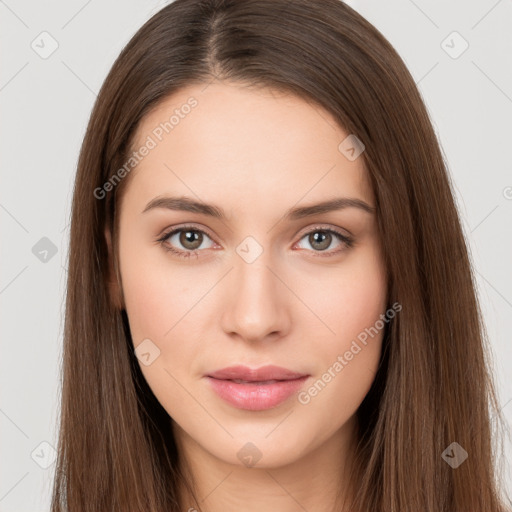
[295,245,387,349]
[119,236,203,344]
[294,247,387,413]
[120,253,205,413]
[119,239,220,390]
[122,268,176,345]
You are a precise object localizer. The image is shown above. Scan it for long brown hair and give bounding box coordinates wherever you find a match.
[52,0,511,510]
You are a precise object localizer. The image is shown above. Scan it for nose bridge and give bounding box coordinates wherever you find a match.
[221,243,291,342]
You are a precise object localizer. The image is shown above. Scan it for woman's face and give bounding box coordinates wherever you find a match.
[113,81,388,468]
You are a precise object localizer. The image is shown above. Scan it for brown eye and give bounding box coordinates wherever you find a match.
[295,227,353,256]
[158,226,216,258]
[178,229,203,250]
[308,231,332,251]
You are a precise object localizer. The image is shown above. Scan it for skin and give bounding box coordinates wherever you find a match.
[107,81,388,511]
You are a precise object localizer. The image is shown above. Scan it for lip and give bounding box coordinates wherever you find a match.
[207,364,307,381]
[205,365,309,411]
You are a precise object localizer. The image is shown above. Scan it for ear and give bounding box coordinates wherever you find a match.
[104,227,125,310]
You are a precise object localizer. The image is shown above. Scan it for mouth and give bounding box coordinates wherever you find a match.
[205,365,310,411]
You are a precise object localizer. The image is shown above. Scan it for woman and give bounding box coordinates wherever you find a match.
[52,0,511,510]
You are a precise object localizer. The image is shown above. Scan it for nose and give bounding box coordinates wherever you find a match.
[220,252,292,344]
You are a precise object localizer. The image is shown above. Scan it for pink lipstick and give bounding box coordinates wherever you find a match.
[205,365,309,411]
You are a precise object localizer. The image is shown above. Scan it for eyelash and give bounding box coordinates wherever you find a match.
[156,224,354,259]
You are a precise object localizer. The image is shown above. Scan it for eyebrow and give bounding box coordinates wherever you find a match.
[142,195,375,220]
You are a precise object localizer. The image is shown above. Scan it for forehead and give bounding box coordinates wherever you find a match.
[123,81,373,216]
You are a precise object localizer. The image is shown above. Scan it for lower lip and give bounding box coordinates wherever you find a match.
[206,376,309,411]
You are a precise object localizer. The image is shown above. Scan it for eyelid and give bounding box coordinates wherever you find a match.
[295,223,352,240]
[156,223,218,244]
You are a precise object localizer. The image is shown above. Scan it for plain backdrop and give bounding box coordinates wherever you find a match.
[1,0,511,510]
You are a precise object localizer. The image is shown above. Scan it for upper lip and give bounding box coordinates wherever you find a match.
[206,365,308,381]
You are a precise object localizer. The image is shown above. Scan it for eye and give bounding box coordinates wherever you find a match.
[157,225,217,259]
[157,224,354,259]
[294,226,354,257]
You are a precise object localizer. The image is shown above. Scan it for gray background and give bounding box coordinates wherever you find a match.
[1,0,511,509]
